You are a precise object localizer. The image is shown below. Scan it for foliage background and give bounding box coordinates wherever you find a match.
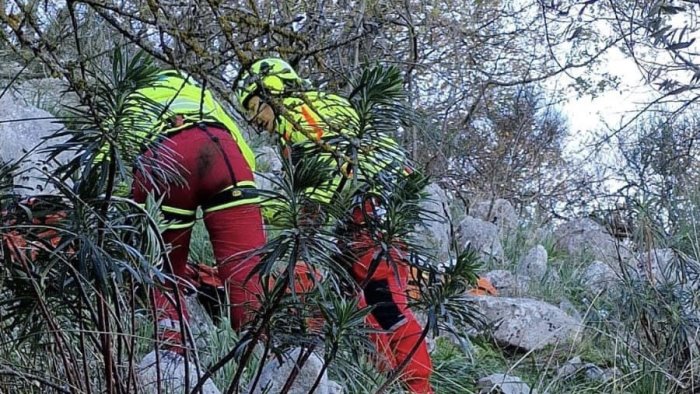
[3,0,700,393]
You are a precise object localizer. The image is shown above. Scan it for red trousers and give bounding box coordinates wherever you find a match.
[350,232,434,394]
[132,124,265,337]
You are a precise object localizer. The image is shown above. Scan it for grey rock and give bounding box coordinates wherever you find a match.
[421,331,437,353]
[0,95,66,194]
[517,245,548,281]
[632,248,684,284]
[138,350,221,394]
[482,270,528,297]
[256,146,283,173]
[477,373,534,394]
[255,172,277,194]
[457,216,504,263]
[587,367,620,383]
[559,298,582,321]
[327,380,344,394]
[533,227,554,245]
[556,356,584,379]
[184,294,217,360]
[0,62,24,79]
[471,199,518,237]
[580,261,618,295]
[416,182,453,262]
[545,269,561,285]
[554,218,626,263]
[469,296,580,352]
[416,311,471,353]
[628,249,700,324]
[255,146,284,194]
[557,356,619,383]
[13,77,76,112]
[249,347,332,394]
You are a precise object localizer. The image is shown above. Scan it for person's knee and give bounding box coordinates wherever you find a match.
[365,279,406,330]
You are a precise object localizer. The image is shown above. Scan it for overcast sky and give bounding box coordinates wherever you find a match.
[558,47,657,158]
[559,10,700,158]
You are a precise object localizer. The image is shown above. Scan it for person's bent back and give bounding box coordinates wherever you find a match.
[237,59,433,394]
[128,70,266,350]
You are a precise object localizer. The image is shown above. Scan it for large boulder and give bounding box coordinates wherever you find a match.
[641,248,674,277]
[470,199,518,237]
[469,296,580,352]
[516,245,548,281]
[255,172,278,196]
[631,249,698,283]
[0,94,65,194]
[0,62,25,80]
[629,249,700,306]
[482,270,528,297]
[580,261,619,295]
[457,216,504,263]
[326,381,343,394]
[248,347,335,394]
[415,182,453,263]
[477,374,534,394]
[554,218,625,263]
[138,350,221,394]
[558,297,582,322]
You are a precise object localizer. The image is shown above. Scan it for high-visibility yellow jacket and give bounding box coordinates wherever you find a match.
[275,91,410,204]
[116,71,261,228]
[127,71,257,171]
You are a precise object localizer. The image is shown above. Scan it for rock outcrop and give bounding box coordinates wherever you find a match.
[255,146,283,193]
[138,350,221,394]
[248,347,337,394]
[580,260,619,295]
[477,373,534,394]
[469,295,580,352]
[482,270,528,297]
[457,216,505,263]
[631,248,695,284]
[0,95,65,194]
[554,218,624,263]
[184,294,218,361]
[516,245,548,281]
[557,356,620,383]
[416,182,453,263]
[471,199,518,237]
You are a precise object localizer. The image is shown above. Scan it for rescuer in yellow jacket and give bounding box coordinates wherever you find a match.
[128,70,266,348]
[236,59,434,394]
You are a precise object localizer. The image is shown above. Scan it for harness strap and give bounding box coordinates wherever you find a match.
[137,203,196,231]
[139,123,261,222]
[195,123,266,212]
[161,206,196,230]
[202,182,261,213]
[198,123,238,187]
